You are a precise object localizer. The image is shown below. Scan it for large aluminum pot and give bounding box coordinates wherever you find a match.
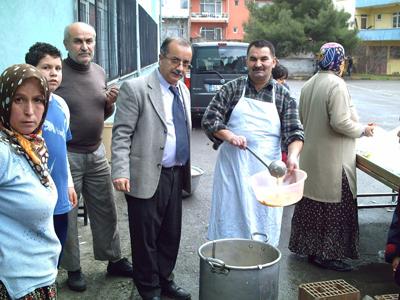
[198,238,281,300]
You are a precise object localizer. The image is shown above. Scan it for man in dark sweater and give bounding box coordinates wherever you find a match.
[56,22,132,292]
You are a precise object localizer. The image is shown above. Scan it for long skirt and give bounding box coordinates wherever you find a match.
[288,170,359,260]
[0,282,57,300]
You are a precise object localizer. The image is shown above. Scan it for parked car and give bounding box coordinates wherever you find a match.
[185,41,249,119]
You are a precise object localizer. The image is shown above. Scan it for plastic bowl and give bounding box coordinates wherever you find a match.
[250,169,307,207]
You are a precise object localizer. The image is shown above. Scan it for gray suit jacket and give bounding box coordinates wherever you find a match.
[111,69,191,198]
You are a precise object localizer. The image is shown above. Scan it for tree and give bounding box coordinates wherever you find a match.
[244,0,359,57]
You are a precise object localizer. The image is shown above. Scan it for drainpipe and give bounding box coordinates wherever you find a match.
[136,0,141,76]
[159,0,162,49]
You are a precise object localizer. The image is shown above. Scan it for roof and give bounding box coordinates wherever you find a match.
[192,41,249,47]
[357,28,400,41]
[356,0,400,8]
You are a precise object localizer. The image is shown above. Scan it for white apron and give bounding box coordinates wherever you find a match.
[207,81,284,246]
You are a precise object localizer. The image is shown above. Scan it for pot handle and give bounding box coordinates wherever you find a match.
[205,257,229,275]
[251,232,269,244]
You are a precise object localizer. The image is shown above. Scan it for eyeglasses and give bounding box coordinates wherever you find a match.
[163,55,192,69]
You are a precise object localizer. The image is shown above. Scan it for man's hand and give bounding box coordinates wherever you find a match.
[286,140,303,174]
[213,129,247,150]
[106,85,119,105]
[286,154,299,174]
[68,187,78,208]
[393,256,400,272]
[113,178,130,192]
[228,134,247,149]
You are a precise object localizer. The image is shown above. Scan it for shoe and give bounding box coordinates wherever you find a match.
[161,281,191,300]
[67,269,87,292]
[312,257,353,272]
[107,257,133,277]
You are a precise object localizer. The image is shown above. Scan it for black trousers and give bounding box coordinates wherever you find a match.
[53,213,69,267]
[125,166,184,299]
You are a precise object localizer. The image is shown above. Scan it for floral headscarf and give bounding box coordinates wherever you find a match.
[0,64,51,187]
[318,42,345,75]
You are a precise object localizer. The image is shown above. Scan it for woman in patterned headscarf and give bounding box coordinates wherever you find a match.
[0,64,61,299]
[288,43,375,272]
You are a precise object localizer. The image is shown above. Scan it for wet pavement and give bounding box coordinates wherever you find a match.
[57,80,400,299]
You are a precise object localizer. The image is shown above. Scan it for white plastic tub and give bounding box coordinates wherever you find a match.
[183,165,204,197]
[250,169,307,207]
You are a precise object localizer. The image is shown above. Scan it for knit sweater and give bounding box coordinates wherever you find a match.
[55,57,114,153]
[0,133,60,299]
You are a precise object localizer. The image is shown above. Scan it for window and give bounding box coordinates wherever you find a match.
[390,46,400,59]
[233,26,238,33]
[394,12,400,28]
[180,23,185,36]
[164,23,185,38]
[181,0,188,9]
[376,14,382,21]
[200,0,222,17]
[191,44,248,74]
[78,0,158,79]
[361,14,367,29]
[78,0,138,79]
[235,0,239,5]
[118,0,138,76]
[215,28,222,40]
[139,5,158,68]
[200,27,222,40]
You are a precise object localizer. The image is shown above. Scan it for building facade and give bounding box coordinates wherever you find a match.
[0,0,161,159]
[0,0,160,80]
[190,0,249,42]
[355,0,400,74]
[161,0,190,40]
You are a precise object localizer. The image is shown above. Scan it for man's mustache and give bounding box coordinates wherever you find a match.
[172,69,183,76]
[252,67,265,71]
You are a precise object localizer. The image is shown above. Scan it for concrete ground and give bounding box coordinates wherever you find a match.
[57,80,400,299]
[56,130,399,300]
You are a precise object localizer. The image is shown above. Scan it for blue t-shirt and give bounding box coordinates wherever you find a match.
[42,93,72,215]
[0,134,60,299]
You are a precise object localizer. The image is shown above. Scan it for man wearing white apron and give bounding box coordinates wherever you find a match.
[202,40,304,247]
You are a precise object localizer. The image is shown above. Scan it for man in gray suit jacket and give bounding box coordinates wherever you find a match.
[111,37,192,300]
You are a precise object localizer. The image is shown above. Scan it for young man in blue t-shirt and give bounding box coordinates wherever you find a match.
[25,42,78,263]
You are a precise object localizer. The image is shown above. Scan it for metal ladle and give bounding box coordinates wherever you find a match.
[246,147,287,178]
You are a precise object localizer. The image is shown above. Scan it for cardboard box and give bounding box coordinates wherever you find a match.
[374,295,399,300]
[102,123,113,162]
[299,279,360,300]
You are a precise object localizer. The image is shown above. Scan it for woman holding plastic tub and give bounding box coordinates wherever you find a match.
[289,43,375,272]
[0,64,60,299]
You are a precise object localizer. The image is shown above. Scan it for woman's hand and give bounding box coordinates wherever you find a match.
[363,123,375,137]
